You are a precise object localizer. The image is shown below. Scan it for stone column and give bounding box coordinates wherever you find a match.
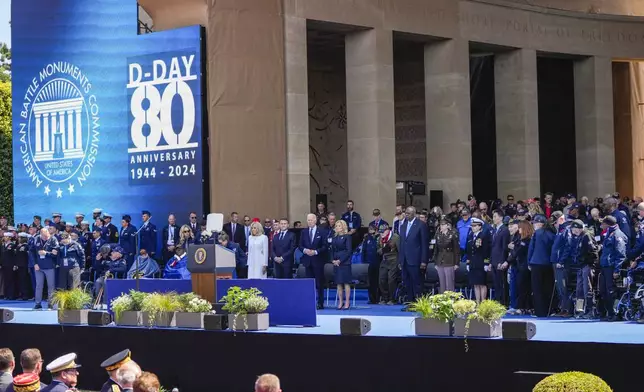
[285,15,310,222]
[495,48,540,200]
[425,39,472,208]
[574,56,615,198]
[345,28,396,213]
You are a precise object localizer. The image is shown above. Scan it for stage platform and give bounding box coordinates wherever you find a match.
[0,297,638,392]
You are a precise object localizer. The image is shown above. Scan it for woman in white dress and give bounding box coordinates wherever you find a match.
[247,221,269,279]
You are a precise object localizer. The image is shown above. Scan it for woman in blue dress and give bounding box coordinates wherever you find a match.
[331,220,352,310]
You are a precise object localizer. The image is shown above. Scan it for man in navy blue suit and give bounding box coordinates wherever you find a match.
[299,213,328,309]
[399,206,429,307]
[272,218,296,279]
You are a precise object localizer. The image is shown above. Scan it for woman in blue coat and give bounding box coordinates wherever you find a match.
[466,218,491,303]
[331,220,353,309]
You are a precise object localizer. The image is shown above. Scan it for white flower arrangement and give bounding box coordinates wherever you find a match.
[110,294,134,322]
[185,297,213,313]
[243,296,269,314]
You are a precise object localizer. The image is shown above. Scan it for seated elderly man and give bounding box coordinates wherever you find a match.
[94,245,127,304]
[163,247,190,280]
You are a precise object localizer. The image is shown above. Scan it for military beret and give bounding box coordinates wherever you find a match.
[571,220,584,229]
[533,214,547,224]
[602,215,617,225]
[12,373,40,392]
[100,349,131,371]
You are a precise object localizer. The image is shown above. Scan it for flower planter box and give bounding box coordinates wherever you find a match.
[58,310,89,325]
[414,318,453,336]
[115,311,141,327]
[141,312,176,328]
[228,313,269,331]
[453,318,502,338]
[175,312,206,329]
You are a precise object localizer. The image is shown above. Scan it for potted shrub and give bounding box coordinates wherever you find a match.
[466,299,506,338]
[51,288,92,325]
[533,371,612,392]
[141,292,181,327]
[452,299,477,336]
[409,291,463,336]
[220,286,269,331]
[111,290,148,326]
[175,292,213,329]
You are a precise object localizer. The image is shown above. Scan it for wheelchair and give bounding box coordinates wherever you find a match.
[615,268,644,322]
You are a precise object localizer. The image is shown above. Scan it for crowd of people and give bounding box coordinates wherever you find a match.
[0,347,282,392]
[0,191,643,319]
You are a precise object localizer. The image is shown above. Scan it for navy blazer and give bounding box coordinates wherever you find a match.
[489,224,510,266]
[298,226,327,267]
[272,231,296,265]
[331,234,352,266]
[223,222,247,251]
[528,228,555,266]
[398,218,429,266]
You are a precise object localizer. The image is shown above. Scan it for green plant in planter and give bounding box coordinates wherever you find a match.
[533,371,612,392]
[178,292,212,313]
[110,293,134,322]
[453,299,477,319]
[220,286,269,331]
[408,291,463,322]
[129,290,149,310]
[140,292,181,327]
[50,288,92,310]
[462,299,507,352]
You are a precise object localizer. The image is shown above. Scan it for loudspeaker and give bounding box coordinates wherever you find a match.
[340,318,371,336]
[502,321,536,340]
[88,311,112,326]
[204,314,228,330]
[429,190,443,208]
[0,309,13,323]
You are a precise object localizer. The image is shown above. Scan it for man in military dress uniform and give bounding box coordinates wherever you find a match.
[119,216,137,270]
[103,214,119,244]
[10,373,41,392]
[41,353,81,392]
[100,349,133,392]
[139,211,157,260]
[73,214,85,232]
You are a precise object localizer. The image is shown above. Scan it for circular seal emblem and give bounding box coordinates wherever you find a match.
[20,61,101,198]
[194,248,207,265]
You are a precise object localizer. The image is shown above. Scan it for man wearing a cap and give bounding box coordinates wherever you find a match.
[103,214,119,244]
[29,217,42,232]
[139,211,157,260]
[92,209,103,231]
[369,209,388,235]
[528,214,555,317]
[10,373,41,392]
[465,217,491,303]
[73,214,84,232]
[51,214,65,233]
[604,197,632,243]
[100,349,134,392]
[562,194,576,216]
[598,215,627,321]
[56,233,84,290]
[41,353,81,392]
[564,219,598,317]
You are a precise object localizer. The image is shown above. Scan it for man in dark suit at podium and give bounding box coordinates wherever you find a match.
[272,218,296,279]
[399,206,429,307]
[299,213,327,309]
[223,212,247,253]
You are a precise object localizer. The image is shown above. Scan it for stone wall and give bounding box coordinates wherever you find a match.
[307,49,349,213]
[497,0,644,16]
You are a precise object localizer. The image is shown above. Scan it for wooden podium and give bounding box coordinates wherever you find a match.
[187,244,236,303]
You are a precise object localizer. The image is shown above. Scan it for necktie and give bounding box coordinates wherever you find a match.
[406,220,412,237]
[280,232,284,241]
[232,223,236,234]
[310,228,314,242]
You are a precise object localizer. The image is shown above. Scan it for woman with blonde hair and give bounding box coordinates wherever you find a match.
[247,221,269,279]
[178,224,196,248]
[331,219,352,309]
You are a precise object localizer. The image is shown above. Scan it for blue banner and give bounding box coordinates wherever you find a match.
[11,0,205,230]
